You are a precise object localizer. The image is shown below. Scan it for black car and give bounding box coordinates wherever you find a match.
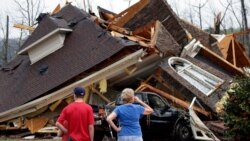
[94,92,193,141]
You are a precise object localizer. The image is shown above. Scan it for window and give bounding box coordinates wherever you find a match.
[148,94,166,109]
[169,57,224,96]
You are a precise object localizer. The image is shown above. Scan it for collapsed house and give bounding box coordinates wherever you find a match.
[99,0,246,112]
[0,0,249,139]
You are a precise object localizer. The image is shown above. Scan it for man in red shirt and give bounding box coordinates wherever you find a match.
[56,87,94,141]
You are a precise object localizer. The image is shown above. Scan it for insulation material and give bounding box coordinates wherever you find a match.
[83,86,91,102]
[99,79,107,93]
[215,93,229,114]
[25,117,49,133]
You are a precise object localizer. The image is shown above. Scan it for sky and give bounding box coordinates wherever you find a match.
[0,0,138,18]
[42,0,138,14]
[0,0,139,38]
[0,0,248,38]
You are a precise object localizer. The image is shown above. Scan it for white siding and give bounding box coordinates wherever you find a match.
[28,33,65,64]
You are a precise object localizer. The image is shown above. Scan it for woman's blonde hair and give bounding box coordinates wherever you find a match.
[121,88,134,103]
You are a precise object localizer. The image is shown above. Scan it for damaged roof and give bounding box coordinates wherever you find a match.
[20,14,70,51]
[96,0,245,111]
[179,19,223,56]
[0,4,137,113]
[110,0,188,47]
[101,0,223,56]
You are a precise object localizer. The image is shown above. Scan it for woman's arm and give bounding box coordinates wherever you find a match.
[134,96,153,115]
[106,112,121,132]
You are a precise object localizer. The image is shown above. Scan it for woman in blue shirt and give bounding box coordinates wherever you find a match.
[107,88,153,141]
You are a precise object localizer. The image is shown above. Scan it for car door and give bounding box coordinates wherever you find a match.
[134,93,150,132]
[146,93,175,132]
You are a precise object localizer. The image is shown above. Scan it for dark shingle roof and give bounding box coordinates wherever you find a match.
[0,4,132,113]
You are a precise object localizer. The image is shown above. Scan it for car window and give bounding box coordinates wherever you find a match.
[148,94,166,109]
[116,95,124,105]
[116,93,143,105]
[135,93,142,100]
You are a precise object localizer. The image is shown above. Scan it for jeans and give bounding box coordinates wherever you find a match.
[118,136,143,141]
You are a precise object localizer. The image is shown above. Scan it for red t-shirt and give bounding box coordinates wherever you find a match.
[57,102,94,141]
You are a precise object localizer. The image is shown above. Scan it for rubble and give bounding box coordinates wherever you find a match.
[0,0,249,140]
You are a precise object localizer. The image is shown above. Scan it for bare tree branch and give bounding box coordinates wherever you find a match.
[191,0,208,29]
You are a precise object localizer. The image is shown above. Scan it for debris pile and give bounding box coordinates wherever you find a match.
[0,0,249,140]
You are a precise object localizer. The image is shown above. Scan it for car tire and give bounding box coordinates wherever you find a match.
[175,121,192,141]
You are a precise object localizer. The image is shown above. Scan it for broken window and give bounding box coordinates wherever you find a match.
[169,57,224,96]
[148,94,166,109]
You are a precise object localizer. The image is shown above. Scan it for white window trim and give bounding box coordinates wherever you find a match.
[169,57,224,96]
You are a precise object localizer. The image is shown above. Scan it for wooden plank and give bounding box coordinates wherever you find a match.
[111,31,150,43]
[51,4,61,15]
[0,125,7,130]
[234,39,250,67]
[108,0,150,27]
[25,106,48,119]
[0,49,144,123]
[13,23,35,31]
[132,20,155,37]
[83,86,90,103]
[37,126,58,133]
[109,54,160,86]
[49,99,63,112]
[25,117,49,133]
[218,34,250,67]
[108,25,132,35]
[0,108,37,123]
[65,96,74,104]
[140,83,211,117]
[200,47,243,75]
[232,38,236,66]
[217,35,232,58]
[153,75,186,100]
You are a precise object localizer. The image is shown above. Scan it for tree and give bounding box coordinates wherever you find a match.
[240,0,248,30]
[13,0,44,48]
[192,0,208,29]
[13,0,44,27]
[240,0,250,56]
[214,3,231,34]
[224,76,250,140]
[0,15,9,64]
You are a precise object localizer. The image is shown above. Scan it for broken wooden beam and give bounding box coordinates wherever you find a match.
[108,0,150,27]
[139,83,211,117]
[13,23,35,31]
[200,46,243,75]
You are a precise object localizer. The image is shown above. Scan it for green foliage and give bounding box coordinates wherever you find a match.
[224,76,250,139]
